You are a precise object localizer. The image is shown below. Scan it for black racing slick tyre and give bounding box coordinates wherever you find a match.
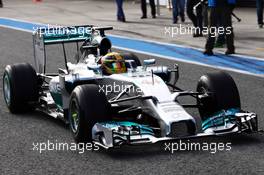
[69,84,111,143]
[3,63,38,113]
[121,52,141,66]
[197,71,241,121]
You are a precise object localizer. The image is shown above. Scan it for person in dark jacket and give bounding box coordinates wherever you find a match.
[256,0,263,28]
[116,0,126,22]
[204,0,236,56]
[141,0,156,19]
[187,0,203,36]
[0,0,3,8]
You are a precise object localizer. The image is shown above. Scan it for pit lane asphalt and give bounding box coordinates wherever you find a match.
[0,27,264,175]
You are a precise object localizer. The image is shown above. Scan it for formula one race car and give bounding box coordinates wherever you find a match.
[3,25,259,148]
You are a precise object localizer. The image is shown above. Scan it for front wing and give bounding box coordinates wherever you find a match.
[92,109,259,149]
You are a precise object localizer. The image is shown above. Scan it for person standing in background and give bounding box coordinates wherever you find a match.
[204,0,236,56]
[0,0,3,8]
[187,0,203,37]
[172,0,186,24]
[141,0,156,19]
[256,0,263,28]
[116,0,126,22]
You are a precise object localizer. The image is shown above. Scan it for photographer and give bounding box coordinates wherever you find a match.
[204,0,236,56]
[187,0,203,37]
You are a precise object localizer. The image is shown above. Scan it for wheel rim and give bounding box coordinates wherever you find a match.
[70,100,80,133]
[3,74,11,105]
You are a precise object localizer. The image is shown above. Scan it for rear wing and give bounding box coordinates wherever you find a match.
[33,25,113,74]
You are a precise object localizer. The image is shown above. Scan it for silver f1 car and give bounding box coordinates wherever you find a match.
[3,25,259,149]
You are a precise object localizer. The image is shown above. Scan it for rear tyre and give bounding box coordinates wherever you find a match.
[197,71,241,121]
[69,84,110,143]
[3,63,38,113]
[121,52,141,66]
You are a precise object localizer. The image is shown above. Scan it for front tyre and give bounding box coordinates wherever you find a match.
[69,84,110,143]
[197,71,241,121]
[3,63,38,113]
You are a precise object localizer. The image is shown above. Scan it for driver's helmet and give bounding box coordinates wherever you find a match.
[101,52,127,74]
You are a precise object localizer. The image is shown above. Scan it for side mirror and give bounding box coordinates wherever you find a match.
[91,36,112,56]
[88,64,102,72]
[143,59,156,66]
[125,60,137,69]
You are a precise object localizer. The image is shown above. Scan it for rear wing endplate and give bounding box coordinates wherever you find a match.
[32,25,113,73]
